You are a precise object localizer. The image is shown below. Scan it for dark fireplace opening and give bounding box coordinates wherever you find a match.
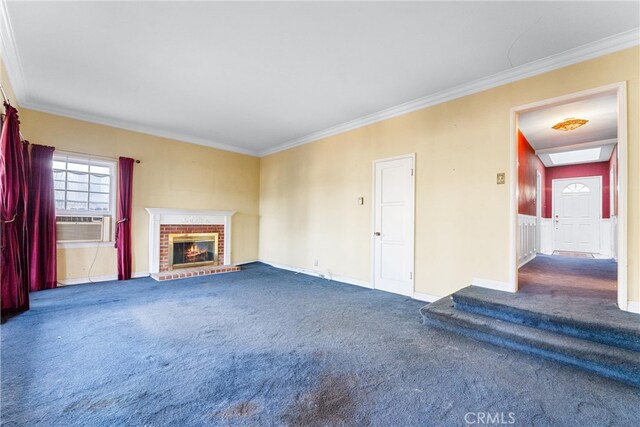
[169,233,219,270]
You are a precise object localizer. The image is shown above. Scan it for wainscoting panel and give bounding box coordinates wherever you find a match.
[541,218,615,258]
[518,214,537,268]
[540,218,553,254]
[599,219,611,258]
[611,216,618,261]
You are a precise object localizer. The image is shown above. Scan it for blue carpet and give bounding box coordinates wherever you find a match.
[452,286,640,352]
[422,296,640,388]
[2,263,639,426]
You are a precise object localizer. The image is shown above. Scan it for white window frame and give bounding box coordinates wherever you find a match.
[562,183,591,193]
[53,152,117,217]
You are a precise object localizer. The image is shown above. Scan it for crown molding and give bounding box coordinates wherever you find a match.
[259,28,639,157]
[0,0,29,105]
[0,0,258,157]
[20,99,260,156]
[1,0,637,159]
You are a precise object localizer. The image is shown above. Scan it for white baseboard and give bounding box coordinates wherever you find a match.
[472,277,515,293]
[58,271,149,286]
[412,291,440,303]
[234,259,259,266]
[260,260,373,289]
[626,301,640,314]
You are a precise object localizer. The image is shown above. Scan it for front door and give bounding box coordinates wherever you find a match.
[373,155,415,296]
[552,176,600,253]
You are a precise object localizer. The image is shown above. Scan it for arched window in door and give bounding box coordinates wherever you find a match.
[562,183,591,193]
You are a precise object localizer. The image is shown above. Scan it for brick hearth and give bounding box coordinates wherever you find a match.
[151,264,240,281]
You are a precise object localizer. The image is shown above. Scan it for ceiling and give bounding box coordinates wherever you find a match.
[518,93,618,151]
[1,1,638,156]
[519,92,618,167]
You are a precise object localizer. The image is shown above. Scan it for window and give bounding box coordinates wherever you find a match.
[53,154,116,214]
[562,183,590,193]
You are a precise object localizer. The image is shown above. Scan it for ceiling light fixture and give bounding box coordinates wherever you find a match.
[552,117,589,131]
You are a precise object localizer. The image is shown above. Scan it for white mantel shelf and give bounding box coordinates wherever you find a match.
[145,208,236,274]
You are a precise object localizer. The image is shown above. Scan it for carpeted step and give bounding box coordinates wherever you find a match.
[451,287,640,352]
[420,297,640,388]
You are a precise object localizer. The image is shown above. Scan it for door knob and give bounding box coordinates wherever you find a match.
[374,232,381,236]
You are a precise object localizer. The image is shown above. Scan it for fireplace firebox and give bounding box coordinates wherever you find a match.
[168,233,219,270]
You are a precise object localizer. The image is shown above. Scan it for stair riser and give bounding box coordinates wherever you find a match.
[422,314,640,389]
[452,299,640,352]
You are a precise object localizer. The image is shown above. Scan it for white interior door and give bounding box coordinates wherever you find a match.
[552,177,600,253]
[536,170,542,253]
[373,155,414,296]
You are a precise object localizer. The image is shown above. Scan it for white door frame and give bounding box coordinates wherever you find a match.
[536,170,542,253]
[610,165,617,259]
[509,82,628,311]
[371,153,416,296]
[610,166,615,216]
[551,176,602,253]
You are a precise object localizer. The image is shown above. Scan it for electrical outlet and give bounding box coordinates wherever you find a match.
[497,173,506,185]
[314,259,318,267]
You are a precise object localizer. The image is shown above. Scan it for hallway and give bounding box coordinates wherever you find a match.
[518,254,617,301]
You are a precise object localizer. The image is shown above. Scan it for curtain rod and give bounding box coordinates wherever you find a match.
[1,83,139,163]
[0,82,28,142]
[0,83,9,104]
[56,148,141,164]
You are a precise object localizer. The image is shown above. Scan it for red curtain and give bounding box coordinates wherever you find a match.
[1,103,29,315]
[115,157,134,280]
[28,144,57,291]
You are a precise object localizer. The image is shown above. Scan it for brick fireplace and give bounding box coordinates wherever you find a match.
[159,225,224,271]
[146,208,237,280]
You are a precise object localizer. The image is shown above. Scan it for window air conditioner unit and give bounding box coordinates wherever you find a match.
[56,216,112,243]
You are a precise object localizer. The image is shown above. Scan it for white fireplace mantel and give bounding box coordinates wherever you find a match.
[145,208,236,273]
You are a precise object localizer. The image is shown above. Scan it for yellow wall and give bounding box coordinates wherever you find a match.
[2,59,260,281]
[259,47,640,303]
[19,111,261,281]
[3,48,638,302]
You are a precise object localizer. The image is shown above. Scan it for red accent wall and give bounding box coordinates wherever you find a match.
[544,162,610,219]
[609,145,618,216]
[517,130,546,216]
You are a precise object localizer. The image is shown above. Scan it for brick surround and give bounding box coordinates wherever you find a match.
[145,209,235,278]
[159,224,224,272]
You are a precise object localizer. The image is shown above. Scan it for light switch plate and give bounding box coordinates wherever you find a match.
[497,173,506,184]
[358,197,364,205]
